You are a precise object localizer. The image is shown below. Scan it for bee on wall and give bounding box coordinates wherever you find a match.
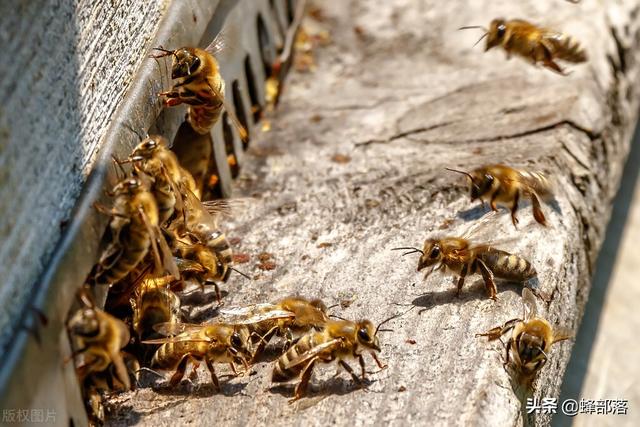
[460,19,587,74]
[151,33,248,139]
[219,296,329,361]
[446,164,554,227]
[131,274,182,341]
[94,177,179,286]
[394,219,537,300]
[142,322,252,389]
[477,288,571,386]
[272,314,401,403]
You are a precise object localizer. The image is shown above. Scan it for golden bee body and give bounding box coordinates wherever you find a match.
[478,289,571,385]
[68,305,132,391]
[220,297,329,361]
[475,18,587,74]
[132,275,181,341]
[158,47,225,135]
[450,164,553,226]
[146,323,252,389]
[95,179,160,286]
[271,319,384,403]
[418,236,536,300]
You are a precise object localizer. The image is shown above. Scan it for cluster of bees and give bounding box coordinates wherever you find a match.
[65,4,588,425]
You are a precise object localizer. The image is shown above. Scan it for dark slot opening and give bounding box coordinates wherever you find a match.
[232,80,250,148]
[287,0,295,23]
[257,13,273,78]
[244,56,262,122]
[222,111,239,178]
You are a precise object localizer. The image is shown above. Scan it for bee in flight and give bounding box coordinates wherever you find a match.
[219,296,329,361]
[394,219,537,300]
[151,32,248,140]
[446,164,554,227]
[271,312,405,403]
[477,288,571,386]
[460,18,587,74]
[93,177,179,286]
[142,322,252,389]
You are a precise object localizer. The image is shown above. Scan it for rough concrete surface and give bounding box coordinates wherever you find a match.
[106,0,640,426]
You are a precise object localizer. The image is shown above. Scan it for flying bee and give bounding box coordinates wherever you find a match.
[67,291,135,391]
[477,288,571,386]
[460,18,587,74]
[94,177,179,286]
[151,33,248,140]
[446,164,554,227]
[142,322,252,389]
[131,274,181,341]
[121,134,198,223]
[394,219,537,300]
[271,313,406,403]
[220,296,329,361]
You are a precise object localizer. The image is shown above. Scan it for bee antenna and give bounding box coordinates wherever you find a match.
[151,47,177,59]
[230,267,251,280]
[472,33,488,47]
[458,25,487,31]
[445,167,474,181]
[326,303,341,311]
[391,247,424,256]
[375,306,416,336]
[120,121,145,142]
[135,367,165,379]
[329,314,349,321]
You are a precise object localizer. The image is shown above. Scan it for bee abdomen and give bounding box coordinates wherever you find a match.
[480,250,536,281]
[548,35,588,63]
[272,334,315,383]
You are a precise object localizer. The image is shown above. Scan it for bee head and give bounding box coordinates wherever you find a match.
[171,48,202,79]
[418,240,442,271]
[68,308,100,338]
[356,320,380,352]
[132,136,162,159]
[519,332,547,362]
[111,178,142,196]
[228,326,253,366]
[470,171,495,201]
[486,19,507,51]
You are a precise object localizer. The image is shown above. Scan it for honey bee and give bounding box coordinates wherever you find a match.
[142,322,252,389]
[152,35,248,140]
[220,297,329,361]
[123,134,198,221]
[477,288,571,385]
[131,274,181,341]
[67,291,134,391]
[461,19,587,74]
[394,220,537,300]
[272,316,396,403]
[94,177,179,286]
[446,164,554,227]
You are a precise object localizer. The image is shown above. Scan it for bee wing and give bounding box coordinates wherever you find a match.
[552,326,573,344]
[152,322,205,336]
[219,303,278,316]
[174,257,206,274]
[283,339,342,371]
[183,187,218,228]
[161,166,184,219]
[205,31,227,56]
[141,336,211,345]
[220,309,296,325]
[201,198,252,219]
[522,288,538,320]
[138,206,164,275]
[460,211,501,241]
[206,79,248,143]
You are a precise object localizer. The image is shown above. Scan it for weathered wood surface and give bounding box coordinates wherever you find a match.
[0,0,168,353]
[102,0,640,425]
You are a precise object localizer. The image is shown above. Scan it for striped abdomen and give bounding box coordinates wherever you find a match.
[152,340,208,370]
[272,332,328,383]
[96,222,150,285]
[544,33,587,63]
[186,78,225,135]
[477,249,536,281]
[205,230,233,265]
[135,288,180,339]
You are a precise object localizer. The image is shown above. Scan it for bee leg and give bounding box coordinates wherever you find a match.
[169,356,189,386]
[455,264,469,297]
[339,360,366,388]
[289,359,317,404]
[205,358,221,391]
[476,260,498,300]
[503,338,513,367]
[283,328,294,351]
[229,362,238,376]
[529,193,547,226]
[540,41,569,76]
[489,191,500,212]
[476,326,504,340]
[371,352,387,370]
[249,327,278,363]
[510,192,519,227]
[358,354,367,381]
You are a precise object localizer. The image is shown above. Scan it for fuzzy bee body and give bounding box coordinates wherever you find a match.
[478,288,571,386]
[95,180,159,286]
[146,323,251,388]
[417,237,536,300]
[271,319,385,403]
[449,164,554,226]
[467,18,587,74]
[132,275,181,341]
